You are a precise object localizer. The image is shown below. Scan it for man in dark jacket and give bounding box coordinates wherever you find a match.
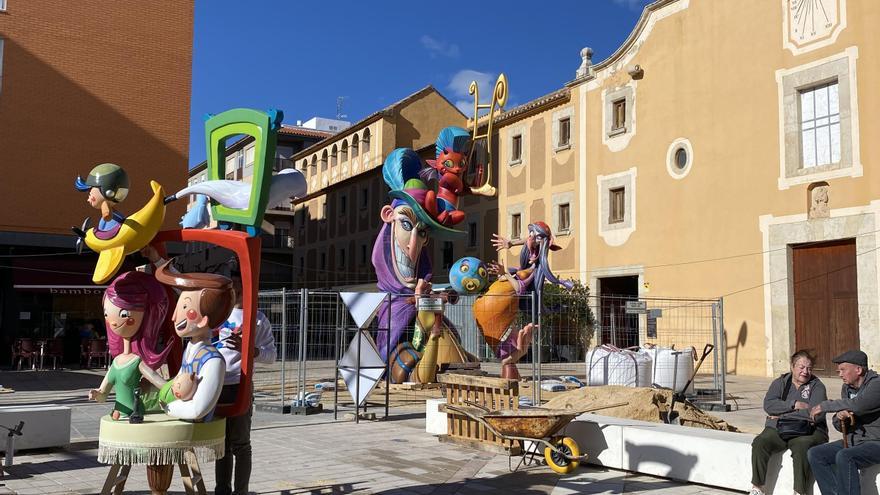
[808,350,880,495]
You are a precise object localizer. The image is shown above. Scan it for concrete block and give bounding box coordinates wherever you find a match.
[569,413,880,494]
[0,404,71,451]
[426,398,447,435]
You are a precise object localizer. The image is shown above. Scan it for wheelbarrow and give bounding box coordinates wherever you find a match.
[445,401,628,474]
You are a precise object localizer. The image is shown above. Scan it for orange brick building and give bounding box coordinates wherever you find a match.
[0,0,194,358]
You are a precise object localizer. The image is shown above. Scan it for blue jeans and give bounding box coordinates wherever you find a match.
[807,439,880,495]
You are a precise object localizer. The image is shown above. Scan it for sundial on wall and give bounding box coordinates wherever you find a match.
[784,0,846,54]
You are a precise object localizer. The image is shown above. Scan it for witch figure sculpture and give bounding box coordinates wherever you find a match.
[372,147,478,383]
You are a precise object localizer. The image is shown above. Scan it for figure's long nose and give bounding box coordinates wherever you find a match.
[407,231,421,262]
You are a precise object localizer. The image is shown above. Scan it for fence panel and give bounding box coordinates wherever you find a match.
[252,289,728,413]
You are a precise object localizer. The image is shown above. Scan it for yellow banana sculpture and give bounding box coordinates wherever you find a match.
[84,181,166,284]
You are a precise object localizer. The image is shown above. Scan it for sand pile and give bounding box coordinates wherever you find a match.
[543,385,738,432]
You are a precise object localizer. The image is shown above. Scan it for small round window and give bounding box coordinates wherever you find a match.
[666,138,693,179]
[674,148,688,170]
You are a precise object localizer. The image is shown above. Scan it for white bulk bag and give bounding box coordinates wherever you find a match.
[585,345,653,388]
[644,346,695,394]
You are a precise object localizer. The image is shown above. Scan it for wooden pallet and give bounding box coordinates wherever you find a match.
[438,374,520,452]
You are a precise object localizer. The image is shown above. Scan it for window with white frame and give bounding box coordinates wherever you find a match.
[776,50,860,189]
[558,118,570,148]
[0,2,6,12]
[800,81,840,169]
[597,167,637,246]
[604,85,635,145]
[552,192,573,235]
[511,213,522,240]
[552,106,574,151]
[559,203,571,232]
[511,135,522,163]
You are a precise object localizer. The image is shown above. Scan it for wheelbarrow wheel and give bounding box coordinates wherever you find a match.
[544,436,581,474]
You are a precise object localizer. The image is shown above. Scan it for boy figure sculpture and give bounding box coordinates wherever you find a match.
[155,261,234,421]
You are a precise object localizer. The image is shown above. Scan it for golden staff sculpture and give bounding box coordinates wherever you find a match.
[468,73,508,197]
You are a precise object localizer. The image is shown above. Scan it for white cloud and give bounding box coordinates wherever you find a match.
[447,69,497,115]
[420,35,460,58]
[613,0,649,12]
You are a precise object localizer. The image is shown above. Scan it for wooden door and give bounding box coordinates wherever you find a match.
[793,239,859,374]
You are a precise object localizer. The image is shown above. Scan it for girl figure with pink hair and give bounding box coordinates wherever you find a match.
[88,271,172,420]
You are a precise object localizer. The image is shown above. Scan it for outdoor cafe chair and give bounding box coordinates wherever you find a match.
[11,338,37,370]
[43,338,65,370]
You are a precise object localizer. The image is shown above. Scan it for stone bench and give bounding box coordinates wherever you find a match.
[424,400,880,494]
[571,413,880,494]
[0,405,71,452]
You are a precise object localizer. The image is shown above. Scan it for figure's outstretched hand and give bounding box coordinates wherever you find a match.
[810,404,824,420]
[88,388,105,402]
[491,233,511,252]
[487,261,505,276]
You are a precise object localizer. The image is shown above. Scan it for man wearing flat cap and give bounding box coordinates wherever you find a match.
[808,350,880,495]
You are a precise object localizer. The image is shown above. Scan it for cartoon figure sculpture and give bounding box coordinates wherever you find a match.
[75,163,130,232]
[73,164,167,284]
[154,261,232,421]
[159,372,200,405]
[421,127,473,226]
[449,257,489,295]
[88,271,172,420]
[477,221,573,379]
[372,149,477,382]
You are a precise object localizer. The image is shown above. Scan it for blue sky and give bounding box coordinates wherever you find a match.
[188,0,650,167]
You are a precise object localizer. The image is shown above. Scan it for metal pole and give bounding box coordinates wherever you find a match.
[355,320,362,424]
[385,292,391,420]
[299,288,309,411]
[531,291,538,406]
[610,302,617,347]
[537,298,543,406]
[4,434,13,467]
[719,297,727,408]
[333,292,340,421]
[280,288,287,409]
[711,302,719,391]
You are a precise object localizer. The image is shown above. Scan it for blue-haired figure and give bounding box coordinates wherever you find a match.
[420,126,472,226]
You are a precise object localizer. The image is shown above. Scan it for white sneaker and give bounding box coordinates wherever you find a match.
[749,489,764,495]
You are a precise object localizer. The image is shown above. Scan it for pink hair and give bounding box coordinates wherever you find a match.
[104,271,171,370]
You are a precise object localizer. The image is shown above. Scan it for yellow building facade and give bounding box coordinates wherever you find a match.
[496,0,879,376]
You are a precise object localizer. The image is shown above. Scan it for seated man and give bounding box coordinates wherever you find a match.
[808,350,880,495]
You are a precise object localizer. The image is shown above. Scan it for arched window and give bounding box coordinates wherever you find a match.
[321,150,328,171]
[301,159,309,172]
[311,155,317,172]
[351,134,359,157]
[341,140,348,162]
[331,145,338,167]
[362,128,371,153]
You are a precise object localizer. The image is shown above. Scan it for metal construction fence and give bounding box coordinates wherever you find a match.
[250,289,728,413]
